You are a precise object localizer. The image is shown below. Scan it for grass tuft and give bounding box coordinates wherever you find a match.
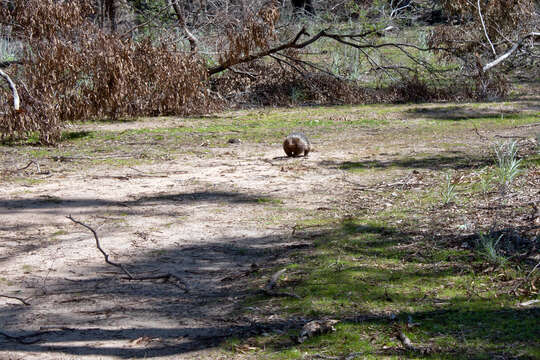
[440,172,458,205]
[493,140,522,192]
[475,232,507,266]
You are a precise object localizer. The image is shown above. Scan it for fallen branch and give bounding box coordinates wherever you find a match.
[397,331,416,350]
[0,294,31,306]
[397,329,429,353]
[482,32,540,72]
[66,215,188,290]
[1,160,41,176]
[298,319,339,343]
[262,268,300,299]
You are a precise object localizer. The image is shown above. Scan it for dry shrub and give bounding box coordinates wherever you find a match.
[383,75,474,103]
[212,60,372,107]
[212,60,479,107]
[0,0,213,144]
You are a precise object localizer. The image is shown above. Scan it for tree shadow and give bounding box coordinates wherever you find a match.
[407,106,523,121]
[240,219,540,358]
[1,203,538,359]
[0,190,283,268]
[320,153,492,171]
[0,190,277,213]
[0,229,320,358]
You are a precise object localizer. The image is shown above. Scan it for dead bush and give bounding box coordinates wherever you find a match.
[211,60,373,107]
[0,0,214,144]
[211,60,480,107]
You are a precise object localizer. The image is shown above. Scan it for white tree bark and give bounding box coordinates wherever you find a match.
[483,32,540,72]
[0,69,20,111]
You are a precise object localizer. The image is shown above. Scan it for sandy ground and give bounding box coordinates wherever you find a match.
[1,101,538,359]
[0,136,370,359]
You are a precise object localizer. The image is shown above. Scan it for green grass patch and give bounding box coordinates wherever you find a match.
[240,211,538,358]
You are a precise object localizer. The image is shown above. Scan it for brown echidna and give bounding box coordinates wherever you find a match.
[283,132,311,157]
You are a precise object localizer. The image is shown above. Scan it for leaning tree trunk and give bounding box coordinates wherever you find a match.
[0,68,20,111]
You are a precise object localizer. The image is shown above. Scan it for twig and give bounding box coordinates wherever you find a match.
[0,294,31,306]
[19,160,39,172]
[2,160,39,175]
[511,122,540,129]
[262,268,300,299]
[472,124,489,141]
[66,215,134,278]
[477,0,496,56]
[66,216,188,290]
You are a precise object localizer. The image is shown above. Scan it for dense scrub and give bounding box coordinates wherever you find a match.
[0,0,212,144]
[0,0,538,143]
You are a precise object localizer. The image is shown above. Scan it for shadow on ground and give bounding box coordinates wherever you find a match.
[0,228,314,358]
[2,183,539,359]
[1,216,538,359]
[0,190,275,213]
[320,152,493,171]
[407,106,524,121]
[233,219,539,359]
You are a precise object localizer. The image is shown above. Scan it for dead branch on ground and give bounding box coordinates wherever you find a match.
[66,215,188,291]
[0,294,31,305]
[262,268,300,298]
[1,160,41,175]
[396,328,429,354]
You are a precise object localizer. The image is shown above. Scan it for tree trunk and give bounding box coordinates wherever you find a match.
[292,0,315,16]
[105,0,117,32]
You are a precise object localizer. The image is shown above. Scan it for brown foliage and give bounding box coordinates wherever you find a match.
[217,0,281,71]
[211,60,369,107]
[0,0,213,144]
[211,60,471,107]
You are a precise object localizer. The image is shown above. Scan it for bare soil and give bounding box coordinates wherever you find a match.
[1,103,538,359]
